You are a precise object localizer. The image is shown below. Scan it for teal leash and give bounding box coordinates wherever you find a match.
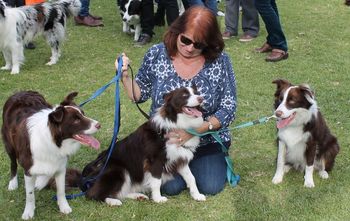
[186,115,276,187]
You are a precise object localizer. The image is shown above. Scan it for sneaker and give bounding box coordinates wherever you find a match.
[217,10,225,17]
[222,31,236,40]
[135,33,152,46]
[239,33,256,42]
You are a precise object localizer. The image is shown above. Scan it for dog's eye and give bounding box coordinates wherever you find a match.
[74,116,81,124]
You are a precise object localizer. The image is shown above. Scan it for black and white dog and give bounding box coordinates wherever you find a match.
[1,91,100,220]
[118,0,141,41]
[0,0,81,74]
[77,86,206,206]
[272,79,340,188]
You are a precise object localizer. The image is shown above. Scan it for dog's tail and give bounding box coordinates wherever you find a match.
[58,0,81,17]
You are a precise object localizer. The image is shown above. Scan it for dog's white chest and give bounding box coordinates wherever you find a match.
[279,126,311,169]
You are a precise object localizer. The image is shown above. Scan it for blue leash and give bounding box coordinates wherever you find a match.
[186,115,276,187]
[53,56,124,201]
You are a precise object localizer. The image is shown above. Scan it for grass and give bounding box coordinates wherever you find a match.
[1,0,350,220]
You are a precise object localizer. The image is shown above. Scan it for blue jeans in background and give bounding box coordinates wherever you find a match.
[79,0,90,17]
[161,142,229,196]
[188,0,217,15]
[254,0,288,51]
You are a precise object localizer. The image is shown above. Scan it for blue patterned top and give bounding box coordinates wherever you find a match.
[135,43,236,146]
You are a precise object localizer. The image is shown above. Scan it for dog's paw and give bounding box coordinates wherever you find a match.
[272,175,283,184]
[22,208,35,220]
[126,193,149,200]
[153,196,168,203]
[304,180,315,188]
[46,61,56,66]
[319,171,329,179]
[105,198,122,206]
[59,203,72,214]
[10,67,20,74]
[192,193,206,201]
[8,177,18,191]
[1,65,11,71]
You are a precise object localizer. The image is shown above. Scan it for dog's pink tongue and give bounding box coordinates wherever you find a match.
[73,134,100,150]
[277,115,295,129]
[183,107,202,118]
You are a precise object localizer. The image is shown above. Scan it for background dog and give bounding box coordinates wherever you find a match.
[271,79,340,188]
[0,0,81,74]
[1,91,100,220]
[74,86,206,206]
[118,0,141,41]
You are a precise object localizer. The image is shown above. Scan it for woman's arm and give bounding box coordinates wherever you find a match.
[115,53,141,102]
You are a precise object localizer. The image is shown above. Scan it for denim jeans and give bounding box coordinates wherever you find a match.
[79,0,90,17]
[161,142,229,196]
[188,0,217,15]
[254,0,288,51]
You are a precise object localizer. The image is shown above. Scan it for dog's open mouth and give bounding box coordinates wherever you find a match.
[73,134,100,150]
[276,112,296,129]
[182,106,202,118]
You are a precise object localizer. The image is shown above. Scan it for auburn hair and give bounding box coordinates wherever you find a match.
[163,6,224,61]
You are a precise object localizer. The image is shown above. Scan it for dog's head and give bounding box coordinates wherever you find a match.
[0,0,6,18]
[158,86,204,129]
[48,92,101,149]
[272,79,317,129]
[122,0,141,24]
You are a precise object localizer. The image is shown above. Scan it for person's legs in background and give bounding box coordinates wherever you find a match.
[136,0,154,46]
[74,0,103,27]
[254,0,288,61]
[239,0,259,42]
[223,0,240,39]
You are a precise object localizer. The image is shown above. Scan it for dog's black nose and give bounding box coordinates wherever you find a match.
[122,18,127,22]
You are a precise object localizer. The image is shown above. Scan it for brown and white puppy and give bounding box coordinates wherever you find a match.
[1,91,100,220]
[80,86,206,206]
[272,79,339,188]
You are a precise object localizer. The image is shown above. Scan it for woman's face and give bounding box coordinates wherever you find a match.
[176,31,206,58]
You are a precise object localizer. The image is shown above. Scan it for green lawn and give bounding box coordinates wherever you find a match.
[1,0,349,220]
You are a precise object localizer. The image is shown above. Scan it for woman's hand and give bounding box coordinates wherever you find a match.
[115,53,130,77]
[165,129,194,146]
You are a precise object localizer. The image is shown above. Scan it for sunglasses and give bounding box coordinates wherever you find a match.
[179,35,206,50]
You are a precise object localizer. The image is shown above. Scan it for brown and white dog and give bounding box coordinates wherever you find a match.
[79,86,206,206]
[271,79,340,188]
[1,91,100,220]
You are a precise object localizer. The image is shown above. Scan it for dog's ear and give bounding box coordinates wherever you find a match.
[272,79,291,97]
[299,84,315,104]
[191,84,198,93]
[61,92,78,106]
[49,106,65,124]
[163,91,173,103]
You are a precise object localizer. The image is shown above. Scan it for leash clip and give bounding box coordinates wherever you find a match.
[266,115,277,122]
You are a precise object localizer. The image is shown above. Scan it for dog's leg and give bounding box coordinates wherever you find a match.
[105,197,123,206]
[46,45,61,66]
[304,165,315,188]
[22,175,36,220]
[272,140,287,184]
[134,24,141,41]
[45,30,63,66]
[318,158,329,179]
[122,21,129,33]
[35,175,51,190]
[149,176,167,203]
[7,147,18,190]
[55,170,72,214]
[126,193,149,200]
[1,50,12,71]
[8,174,18,191]
[10,46,23,74]
[178,165,206,201]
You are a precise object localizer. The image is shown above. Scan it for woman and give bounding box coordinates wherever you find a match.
[117,6,237,195]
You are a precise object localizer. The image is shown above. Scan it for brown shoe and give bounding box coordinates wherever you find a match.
[265,49,289,62]
[239,33,255,42]
[89,14,103,20]
[74,16,104,27]
[255,42,272,53]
